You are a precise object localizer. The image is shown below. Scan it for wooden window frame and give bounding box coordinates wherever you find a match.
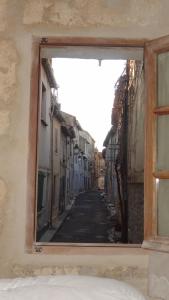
[143,35,169,252]
[26,36,151,255]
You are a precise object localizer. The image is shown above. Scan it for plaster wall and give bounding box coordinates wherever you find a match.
[1,0,169,299]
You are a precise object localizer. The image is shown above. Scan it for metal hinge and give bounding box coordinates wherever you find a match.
[41,37,48,44]
[34,245,43,253]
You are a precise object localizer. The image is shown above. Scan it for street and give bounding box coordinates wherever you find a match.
[51,191,112,243]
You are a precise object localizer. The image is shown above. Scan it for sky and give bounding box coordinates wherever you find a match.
[52,58,126,151]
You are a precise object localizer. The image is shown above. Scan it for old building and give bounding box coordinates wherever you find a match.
[94,150,105,190]
[79,130,95,191]
[103,60,144,243]
[37,58,59,237]
[60,112,83,197]
[51,104,64,225]
[59,111,76,214]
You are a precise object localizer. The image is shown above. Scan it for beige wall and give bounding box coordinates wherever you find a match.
[1,0,169,299]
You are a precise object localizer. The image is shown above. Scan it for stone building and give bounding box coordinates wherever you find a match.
[104,60,144,244]
[103,60,144,243]
[37,58,59,237]
[2,1,169,299]
[94,150,105,190]
[59,112,75,215]
[79,130,95,191]
[51,102,64,228]
[127,60,144,244]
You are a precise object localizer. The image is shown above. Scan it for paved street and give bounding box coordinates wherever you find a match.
[51,191,112,243]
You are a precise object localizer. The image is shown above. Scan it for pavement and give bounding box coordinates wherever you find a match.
[51,190,113,243]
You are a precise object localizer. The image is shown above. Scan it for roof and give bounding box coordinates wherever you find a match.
[103,126,115,147]
[42,58,58,89]
[81,129,95,143]
[61,111,82,131]
[60,111,76,138]
[53,107,65,123]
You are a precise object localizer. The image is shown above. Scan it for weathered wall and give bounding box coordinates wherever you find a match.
[1,0,169,299]
[127,62,144,243]
[128,183,144,243]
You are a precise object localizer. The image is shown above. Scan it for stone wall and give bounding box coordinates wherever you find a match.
[127,61,144,244]
[1,0,169,299]
[128,183,144,244]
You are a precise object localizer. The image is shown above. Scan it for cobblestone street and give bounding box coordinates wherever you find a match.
[51,191,112,243]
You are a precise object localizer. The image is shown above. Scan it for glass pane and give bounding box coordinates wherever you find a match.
[158,52,169,106]
[157,179,169,236]
[157,115,169,170]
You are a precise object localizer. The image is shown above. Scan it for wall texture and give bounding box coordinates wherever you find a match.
[1,0,169,299]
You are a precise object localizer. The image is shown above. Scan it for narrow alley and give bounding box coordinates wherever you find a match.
[51,191,112,243]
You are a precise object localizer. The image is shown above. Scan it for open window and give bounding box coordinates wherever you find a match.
[26,36,169,254]
[143,35,169,252]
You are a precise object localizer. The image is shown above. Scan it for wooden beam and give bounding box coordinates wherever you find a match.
[40,37,146,48]
[153,171,169,179]
[154,106,169,115]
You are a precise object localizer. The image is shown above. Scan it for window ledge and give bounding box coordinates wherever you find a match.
[142,239,169,253]
[28,243,150,255]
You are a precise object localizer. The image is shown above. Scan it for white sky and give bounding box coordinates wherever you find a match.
[52,58,126,151]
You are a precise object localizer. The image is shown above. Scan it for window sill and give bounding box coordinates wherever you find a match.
[29,243,150,255]
[142,238,169,253]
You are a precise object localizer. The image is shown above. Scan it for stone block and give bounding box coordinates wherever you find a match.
[23,0,161,28]
[0,40,18,103]
[149,252,169,300]
[0,179,7,232]
[0,111,10,135]
[23,0,52,24]
[0,0,7,32]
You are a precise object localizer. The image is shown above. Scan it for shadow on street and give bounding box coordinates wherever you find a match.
[51,191,113,243]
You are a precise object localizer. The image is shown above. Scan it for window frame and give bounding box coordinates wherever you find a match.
[26,37,150,254]
[142,35,169,252]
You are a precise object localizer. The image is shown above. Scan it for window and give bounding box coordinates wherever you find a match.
[143,35,169,252]
[27,36,169,254]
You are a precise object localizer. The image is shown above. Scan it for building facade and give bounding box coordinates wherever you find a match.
[103,60,144,244]
[37,59,59,236]
[94,150,105,190]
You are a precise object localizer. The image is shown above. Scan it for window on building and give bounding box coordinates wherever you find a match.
[26,36,169,254]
